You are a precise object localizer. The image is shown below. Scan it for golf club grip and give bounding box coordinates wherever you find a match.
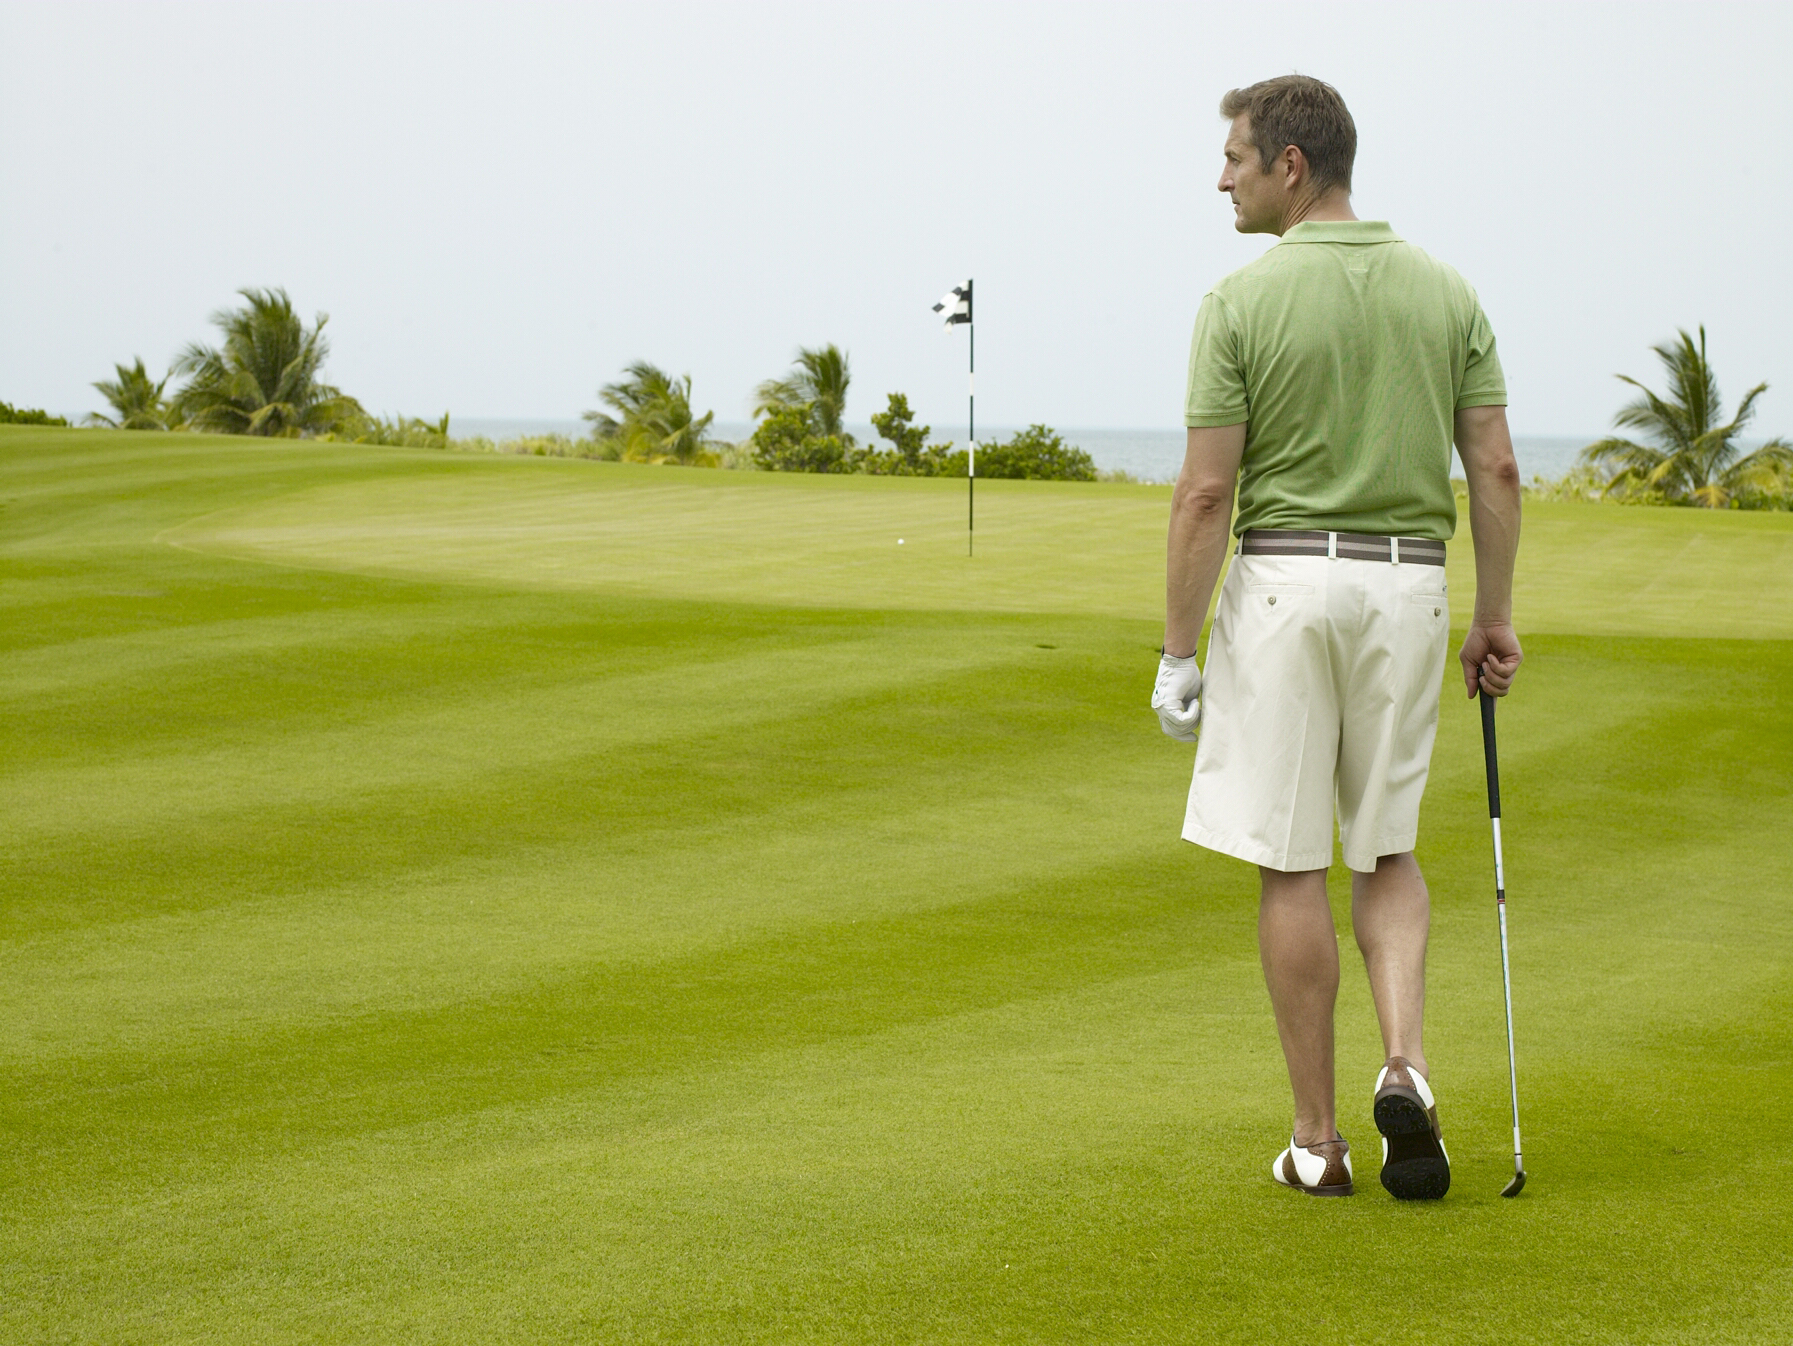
[1479,689,1501,819]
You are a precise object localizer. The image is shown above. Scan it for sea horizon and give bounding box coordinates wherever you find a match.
[453,417,1604,484]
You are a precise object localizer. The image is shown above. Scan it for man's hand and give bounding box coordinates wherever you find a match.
[1459,621,1523,698]
[1152,651,1203,741]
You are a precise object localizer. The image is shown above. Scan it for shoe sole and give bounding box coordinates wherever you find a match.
[1375,1090,1450,1201]
[1275,1177,1355,1197]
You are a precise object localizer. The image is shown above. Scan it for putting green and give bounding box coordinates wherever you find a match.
[3,427,1791,1344]
[163,451,1793,636]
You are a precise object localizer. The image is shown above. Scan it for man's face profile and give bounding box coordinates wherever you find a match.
[1218,114,1283,234]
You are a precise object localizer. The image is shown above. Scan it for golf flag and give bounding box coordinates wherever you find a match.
[933,280,972,329]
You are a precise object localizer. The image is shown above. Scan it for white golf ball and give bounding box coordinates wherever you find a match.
[898,539,905,545]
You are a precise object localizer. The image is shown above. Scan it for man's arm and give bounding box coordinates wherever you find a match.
[1165,423,1247,657]
[1454,404,1524,697]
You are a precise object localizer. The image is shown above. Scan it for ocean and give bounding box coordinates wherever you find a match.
[452,418,1594,486]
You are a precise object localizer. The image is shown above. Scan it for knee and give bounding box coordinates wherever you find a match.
[1352,852,1430,909]
[1259,865,1331,909]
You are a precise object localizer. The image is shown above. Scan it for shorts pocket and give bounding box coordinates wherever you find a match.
[1410,592,1447,618]
[1246,582,1313,609]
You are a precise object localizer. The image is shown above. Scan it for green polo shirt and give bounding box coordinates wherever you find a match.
[1184,220,1506,541]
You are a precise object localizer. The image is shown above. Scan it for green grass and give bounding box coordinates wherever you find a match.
[3,425,1791,1344]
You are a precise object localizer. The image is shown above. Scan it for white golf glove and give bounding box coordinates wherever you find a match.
[1152,651,1202,742]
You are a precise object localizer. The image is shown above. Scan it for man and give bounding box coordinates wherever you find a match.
[1151,75,1523,1200]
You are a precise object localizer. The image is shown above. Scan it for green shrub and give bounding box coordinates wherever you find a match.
[1726,486,1791,511]
[1521,463,1789,510]
[862,393,957,476]
[1524,465,1607,503]
[486,434,648,462]
[499,434,582,458]
[974,425,1096,481]
[712,442,758,470]
[0,401,70,426]
[745,404,1100,483]
[324,413,454,449]
[752,407,855,473]
[935,447,970,478]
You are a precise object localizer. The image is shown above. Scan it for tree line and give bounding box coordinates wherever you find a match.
[79,289,367,437]
[598,342,1100,480]
[60,288,1104,480]
[18,288,1791,506]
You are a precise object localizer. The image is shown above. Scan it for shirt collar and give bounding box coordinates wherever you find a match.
[1279,220,1400,245]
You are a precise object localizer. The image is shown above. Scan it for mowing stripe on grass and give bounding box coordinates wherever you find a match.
[3,427,1790,1344]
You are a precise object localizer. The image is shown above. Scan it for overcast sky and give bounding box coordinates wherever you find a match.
[3,0,1789,439]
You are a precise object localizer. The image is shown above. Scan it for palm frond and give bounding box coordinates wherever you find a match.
[1579,435,1661,472]
[1580,436,1665,498]
[753,345,852,438]
[1611,376,1696,453]
[1717,381,1768,440]
[752,375,809,421]
[796,344,850,437]
[1653,328,1721,434]
[587,362,716,464]
[1720,438,1793,495]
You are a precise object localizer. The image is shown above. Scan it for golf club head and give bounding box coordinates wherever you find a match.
[1500,1170,1527,1198]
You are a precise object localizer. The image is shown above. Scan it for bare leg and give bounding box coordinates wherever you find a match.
[1258,866,1340,1146]
[1350,852,1431,1078]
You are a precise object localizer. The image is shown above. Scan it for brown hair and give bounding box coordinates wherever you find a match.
[1220,75,1356,195]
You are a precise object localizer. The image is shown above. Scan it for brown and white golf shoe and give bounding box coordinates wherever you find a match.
[1374,1057,1451,1200]
[1271,1136,1354,1196]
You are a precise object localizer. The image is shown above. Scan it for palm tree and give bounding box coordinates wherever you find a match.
[584,362,716,464]
[171,288,363,437]
[753,344,852,440]
[86,357,177,429]
[1580,327,1793,507]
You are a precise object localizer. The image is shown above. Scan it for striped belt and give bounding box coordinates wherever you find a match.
[1239,529,1446,566]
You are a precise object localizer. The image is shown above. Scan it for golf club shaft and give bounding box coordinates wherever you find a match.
[1480,690,1525,1177]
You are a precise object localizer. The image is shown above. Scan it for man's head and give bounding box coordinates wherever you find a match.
[1217,75,1356,235]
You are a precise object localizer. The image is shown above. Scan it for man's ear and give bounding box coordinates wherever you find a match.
[1280,143,1308,188]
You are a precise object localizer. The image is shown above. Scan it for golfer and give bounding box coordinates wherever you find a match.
[1152,75,1523,1200]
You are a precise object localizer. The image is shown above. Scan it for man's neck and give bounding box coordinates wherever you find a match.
[1276,189,1357,236]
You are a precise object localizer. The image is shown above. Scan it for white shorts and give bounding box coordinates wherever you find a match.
[1183,551,1450,873]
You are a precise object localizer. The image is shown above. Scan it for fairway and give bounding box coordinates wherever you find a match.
[4,427,1791,1343]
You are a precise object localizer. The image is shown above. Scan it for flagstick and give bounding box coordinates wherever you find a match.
[930,278,975,556]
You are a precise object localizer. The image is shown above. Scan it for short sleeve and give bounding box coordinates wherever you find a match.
[1184,292,1250,427]
[1456,296,1507,410]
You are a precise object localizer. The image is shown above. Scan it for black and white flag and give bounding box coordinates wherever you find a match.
[933,280,972,328]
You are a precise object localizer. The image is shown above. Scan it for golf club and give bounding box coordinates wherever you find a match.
[1479,687,1528,1197]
